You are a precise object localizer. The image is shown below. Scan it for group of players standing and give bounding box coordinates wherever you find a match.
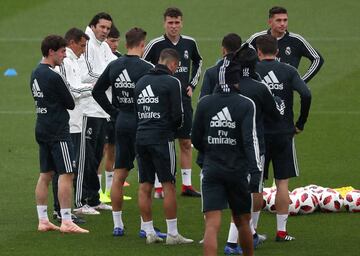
[30,5,323,256]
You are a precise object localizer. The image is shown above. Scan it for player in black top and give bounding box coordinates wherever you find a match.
[255,35,312,242]
[220,44,281,253]
[143,7,202,197]
[192,77,261,256]
[93,28,153,237]
[30,35,88,233]
[135,48,193,245]
[246,6,324,84]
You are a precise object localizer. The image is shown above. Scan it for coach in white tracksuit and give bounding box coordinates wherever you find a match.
[76,13,117,213]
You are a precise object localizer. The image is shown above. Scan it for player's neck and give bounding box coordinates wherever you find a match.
[41,57,56,68]
[270,30,285,39]
[127,48,142,57]
[166,33,180,44]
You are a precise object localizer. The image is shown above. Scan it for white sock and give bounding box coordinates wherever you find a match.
[251,211,260,230]
[166,218,178,236]
[154,174,162,189]
[181,169,192,186]
[140,216,145,230]
[227,222,238,243]
[98,174,102,192]
[105,171,113,192]
[143,220,156,235]
[249,219,256,235]
[60,208,72,221]
[276,214,288,232]
[36,205,48,221]
[112,211,124,229]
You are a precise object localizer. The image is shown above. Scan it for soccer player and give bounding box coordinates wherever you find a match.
[93,27,154,237]
[192,71,262,256]
[199,33,242,100]
[107,24,122,57]
[246,6,324,83]
[52,28,92,224]
[30,35,88,233]
[143,7,202,198]
[221,44,281,254]
[97,24,122,204]
[255,35,312,241]
[76,12,117,214]
[135,48,193,245]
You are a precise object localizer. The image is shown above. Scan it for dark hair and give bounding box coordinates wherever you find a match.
[269,6,287,18]
[108,25,120,38]
[64,28,89,45]
[126,27,146,48]
[89,12,113,27]
[159,48,180,63]
[256,35,278,55]
[163,7,183,20]
[41,35,67,57]
[222,33,242,53]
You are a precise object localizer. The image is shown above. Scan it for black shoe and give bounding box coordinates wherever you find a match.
[181,186,201,197]
[53,211,86,224]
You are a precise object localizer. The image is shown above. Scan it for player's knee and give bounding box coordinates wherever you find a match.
[179,139,192,151]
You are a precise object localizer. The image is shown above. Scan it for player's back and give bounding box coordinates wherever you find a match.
[256,60,300,134]
[193,91,257,174]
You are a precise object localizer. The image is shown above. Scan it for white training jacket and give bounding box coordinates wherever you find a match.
[56,48,93,133]
[78,26,117,118]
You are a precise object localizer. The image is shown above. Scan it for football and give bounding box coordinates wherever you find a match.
[291,187,305,196]
[319,189,344,212]
[288,194,301,215]
[298,191,318,214]
[266,192,277,213]
[343,190,360,213]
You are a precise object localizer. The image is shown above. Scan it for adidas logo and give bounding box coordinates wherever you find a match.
[114,69,135,88]
[262,71,283,90]
[210,107,236,128]
[137,85,159,104]
[32,79,44,98]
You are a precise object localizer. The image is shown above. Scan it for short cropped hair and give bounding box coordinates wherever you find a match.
[269,6,287,18]
[222,33,242,53]
[163,7,183,19]
[159,48,180,63]
[89,12,112,27]
[41,35,67,57]
[108,25,120,38]
[256,35,278,55]
[64,28,89,45]
[126,27,147,48]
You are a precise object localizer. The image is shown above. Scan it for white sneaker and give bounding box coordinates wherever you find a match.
[146,233,164,244]
[93,202,112,211]
[73,205,100,215]
[166,233,194,245]
[199,238,204,244]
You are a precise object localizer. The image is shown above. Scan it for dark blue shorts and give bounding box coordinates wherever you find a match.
[115,130,135,170]
[175,99,192,139]
[38,140,75,175]
[136,141,176,184]
[264,134,299,180]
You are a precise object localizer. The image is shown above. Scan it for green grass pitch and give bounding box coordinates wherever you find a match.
[0,0,359,255]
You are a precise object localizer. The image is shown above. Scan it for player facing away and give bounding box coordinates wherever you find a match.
[255,35,312,241]
[93,27,154,237]
[192,75,262,256]
[246,6,324,84]
[30,35,88,233]
[143,7,202,198]
[135,48,193,245]
[221,44,281,254]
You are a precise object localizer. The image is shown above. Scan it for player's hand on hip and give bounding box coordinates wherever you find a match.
[295,127,302,135]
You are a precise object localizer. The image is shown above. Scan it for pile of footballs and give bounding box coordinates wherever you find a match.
[262,185,360,215]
